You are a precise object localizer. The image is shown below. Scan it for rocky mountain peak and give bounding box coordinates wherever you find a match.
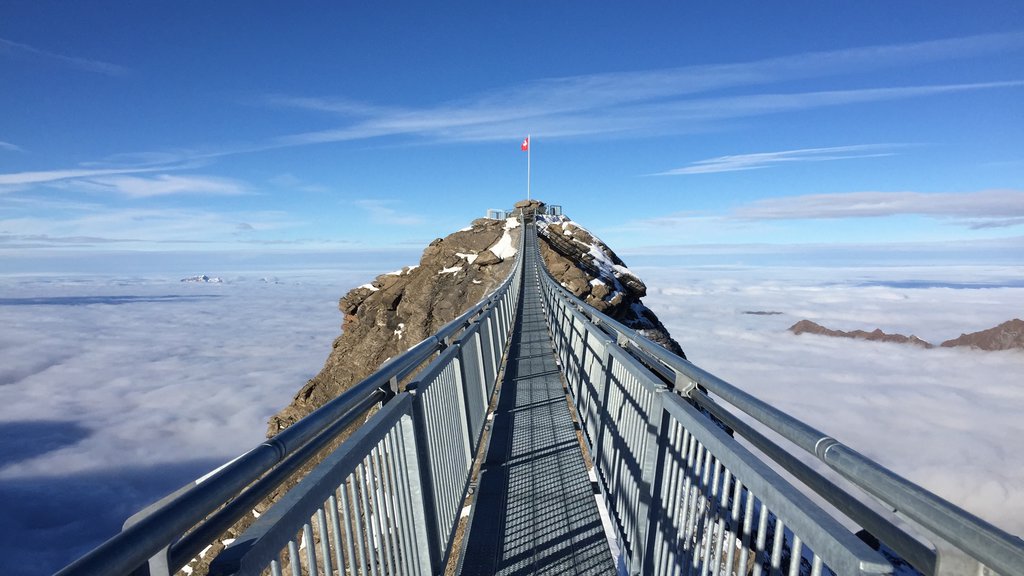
[534,212,683,356]
[789,320,934,348]
[940,318,1024,350]
[267,215,520,435]
[268,202,685,435]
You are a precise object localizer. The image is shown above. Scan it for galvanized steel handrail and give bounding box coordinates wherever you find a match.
[534,217,1024,576]
[56,222,525,576]
[534,230,889,574]
[207,223,526,575]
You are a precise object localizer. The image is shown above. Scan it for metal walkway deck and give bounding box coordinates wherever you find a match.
[460,231,615,575]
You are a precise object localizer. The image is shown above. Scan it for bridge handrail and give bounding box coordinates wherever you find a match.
[535,227,1024,575]
[56,219,526,576]
[534,245,887,573]
[207,222,526,575]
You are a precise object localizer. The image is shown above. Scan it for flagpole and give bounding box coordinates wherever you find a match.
[527,134,531,200]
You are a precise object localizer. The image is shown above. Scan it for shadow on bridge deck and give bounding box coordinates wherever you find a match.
[459,245,615,575]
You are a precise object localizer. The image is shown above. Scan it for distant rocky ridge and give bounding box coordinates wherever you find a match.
[789,318,1024,351]
[939,318,1024,350]
[789,320,934,348]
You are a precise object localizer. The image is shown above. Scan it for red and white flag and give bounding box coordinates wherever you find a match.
[521,136,529,151]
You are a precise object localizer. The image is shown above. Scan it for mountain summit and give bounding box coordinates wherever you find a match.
[268,199,684,435]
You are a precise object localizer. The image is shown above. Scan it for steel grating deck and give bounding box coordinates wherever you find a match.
[459,235,615,575]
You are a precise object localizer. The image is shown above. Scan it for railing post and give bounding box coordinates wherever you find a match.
[397,407,434,574]
[638,389,669,575]
[409,390,443,572]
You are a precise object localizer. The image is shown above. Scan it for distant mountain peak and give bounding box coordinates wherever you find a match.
[789,320,933,348]
[941,318,1024,351]
[791,318,1024,352]
[181,274,224,283]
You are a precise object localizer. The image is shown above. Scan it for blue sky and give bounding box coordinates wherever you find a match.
[2,2,1022,272]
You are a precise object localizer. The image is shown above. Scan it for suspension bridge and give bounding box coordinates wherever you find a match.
[57,209,1024,576]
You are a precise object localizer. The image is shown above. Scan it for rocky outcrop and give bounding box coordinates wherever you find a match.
[941,318,1024,350]
[535,208,685,358]
[789,320,934,348]
[267,216,520,435]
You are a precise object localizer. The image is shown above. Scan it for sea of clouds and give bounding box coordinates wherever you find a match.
[1,264,1022,574]
[0,271,369,575]
[639,264,1024,544]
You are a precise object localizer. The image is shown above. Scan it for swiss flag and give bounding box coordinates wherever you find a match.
[521,137,529,151]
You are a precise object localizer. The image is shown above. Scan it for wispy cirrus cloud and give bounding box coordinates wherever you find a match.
[69,174,248,198]
[614,189,1024,239]
[265,32,1024,146]
[267,80,1024,149]
[4,32,1022,195]
[0,37,128,76]
[353,199,425,226]
[0,164,243,199]
[0,204,299,250]
[0,165,169,188]
[734,189,1024,223]
[0,140,23,153]
[653,144,902,175]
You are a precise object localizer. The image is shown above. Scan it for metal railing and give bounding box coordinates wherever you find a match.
[534,220,1024,576]
[56,222,524,576]
[57,214,1024,576]
[202,228,525,575]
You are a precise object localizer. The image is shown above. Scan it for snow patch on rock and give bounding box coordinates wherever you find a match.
[488,230,517,260]
[456,252,479,264]
[181,274,224,283]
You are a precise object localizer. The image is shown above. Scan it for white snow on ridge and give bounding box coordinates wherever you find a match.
[504,216,521,229]
[488,229,517,259]
[181,274,224,283]
[538,213,638,281]
[456,252,479,264]
[386,265,419,276]
[358,283,380,292]
[439,266,463,274]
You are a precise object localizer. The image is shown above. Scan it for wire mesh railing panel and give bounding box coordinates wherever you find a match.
[209,395,431,576]
[455,326,488,453]
[535,221,893,575]
[411,349,474,554]
[598,354,659,556]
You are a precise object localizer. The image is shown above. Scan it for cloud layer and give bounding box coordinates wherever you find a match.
[2,264,1021,574]
[0,272,367,573]
[639,265,1024,540]
[0,37,128,76]
[734,189,1024,227]
[654,145,900,175]
[265,33,1024,146]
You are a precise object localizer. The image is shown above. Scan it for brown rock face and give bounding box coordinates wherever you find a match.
[941,318,1024,350]
[536,214,684,358]
[269,205,689,436]
[267,217,520,436]
[789,320,934,348]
